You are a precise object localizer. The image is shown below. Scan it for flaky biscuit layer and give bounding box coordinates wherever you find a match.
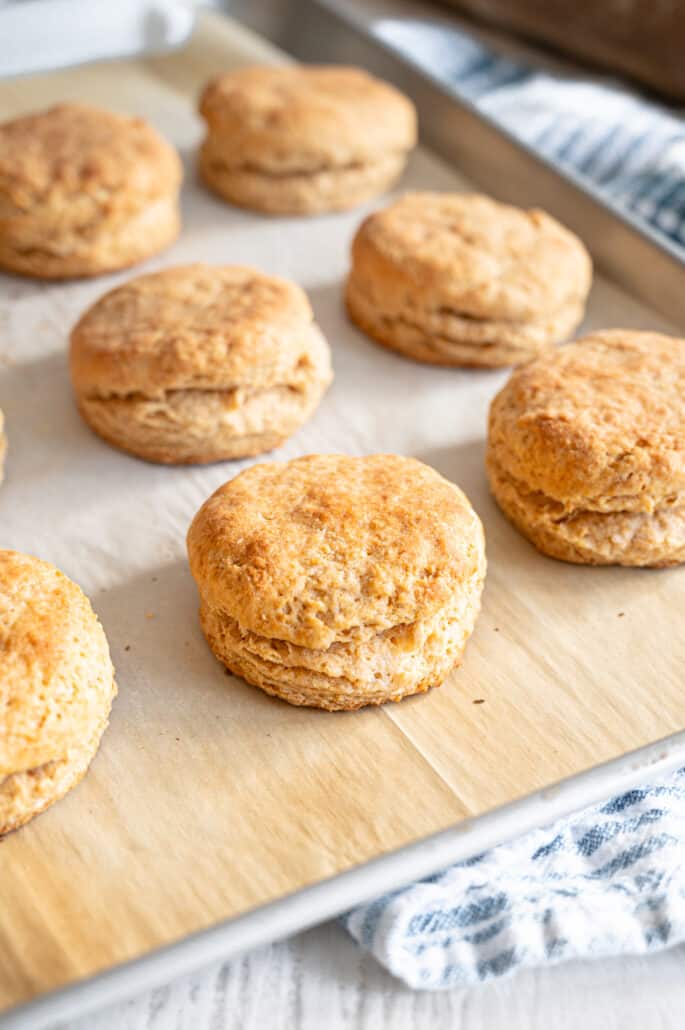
[487,330,685,566]
[199,145,406,215]
[488,454,685,567]
[78,371,330,465]
[345,276,585,367]
[198,566,485,710]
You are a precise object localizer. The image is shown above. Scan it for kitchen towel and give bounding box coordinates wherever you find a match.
[374,19,685,250]
[344,767,685,989]
[344,20,685,990]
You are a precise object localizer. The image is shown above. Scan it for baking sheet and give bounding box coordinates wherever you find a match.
[1,12,685,1016]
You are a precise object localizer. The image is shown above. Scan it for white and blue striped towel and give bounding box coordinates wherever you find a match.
[375,20,685,248]
[345,22,685,990]
[344,768,685,989]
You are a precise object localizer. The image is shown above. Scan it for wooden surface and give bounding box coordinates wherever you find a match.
[49,926,685,1030]
[443,0,685,102]
[1,11,684,1019]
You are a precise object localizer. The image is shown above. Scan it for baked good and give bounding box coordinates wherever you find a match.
[187,454,486,710]
[0,103,181,279]
[486,330,685,566]
[70,264,333,464]
[346,191,592,367]
[0,408,5,484]
[198,65,417,214]
[0,550,116,835]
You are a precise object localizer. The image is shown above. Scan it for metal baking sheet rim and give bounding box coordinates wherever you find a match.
[3,4,685,1025]
[3,730,685,1029]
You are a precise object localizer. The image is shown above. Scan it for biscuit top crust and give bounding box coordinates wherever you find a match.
[0,550,114,777]
[187,454,485,650]
[0,103,181,223]
[199,65,417,171]
[70,264,324,397]
[350,192,592,323]
[488,330,685,512]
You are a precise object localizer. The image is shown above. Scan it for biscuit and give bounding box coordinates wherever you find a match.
[486,330,685,566]
[0,103,182,279]
[198,65,417,214]
[346,192,592,367]
[187,454,486,710]
[0,550,116,834]
[70,264,333,464]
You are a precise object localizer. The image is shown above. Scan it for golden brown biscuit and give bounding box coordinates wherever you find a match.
[198,65,417,214]
[0,103,182,279]
[187,454,486,710]
[0,550,116,834]
[346,192,592,367]
[486,330,685,566]
[70,264,333,464]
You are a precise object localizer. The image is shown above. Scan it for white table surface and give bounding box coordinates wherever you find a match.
[52,925,685,1030]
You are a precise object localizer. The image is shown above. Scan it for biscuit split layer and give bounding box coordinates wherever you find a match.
[487,330,685,566]
[199,583,482,711]
[70,264,333,464]
[0,104,182,279]
[0,551,116,834]
[346,192,592,367]
[198,66,417,214]
[187,454,486,710]
[346,277,586,368]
